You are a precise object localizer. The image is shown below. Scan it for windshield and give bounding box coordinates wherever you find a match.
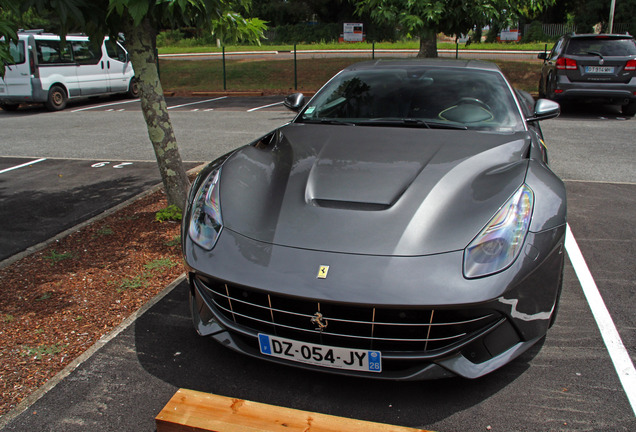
[297,67,525,132]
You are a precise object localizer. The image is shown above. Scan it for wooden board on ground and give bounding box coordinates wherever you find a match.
[156,388,433,432]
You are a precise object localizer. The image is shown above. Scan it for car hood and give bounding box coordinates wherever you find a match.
[219,123,531,256]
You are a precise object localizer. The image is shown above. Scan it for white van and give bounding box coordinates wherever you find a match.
[0,30,138,111]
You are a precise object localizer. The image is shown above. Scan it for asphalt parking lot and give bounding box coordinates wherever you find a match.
[0,157,201,262]
[0,96,634,431]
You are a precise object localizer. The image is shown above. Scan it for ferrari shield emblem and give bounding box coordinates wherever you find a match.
[317,265,329,279]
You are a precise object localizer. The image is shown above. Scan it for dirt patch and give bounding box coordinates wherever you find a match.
[0,189,184,418]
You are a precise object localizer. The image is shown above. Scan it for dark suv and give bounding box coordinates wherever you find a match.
[538,33,636,116]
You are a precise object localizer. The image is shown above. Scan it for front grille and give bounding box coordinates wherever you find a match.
[196,276,501,354]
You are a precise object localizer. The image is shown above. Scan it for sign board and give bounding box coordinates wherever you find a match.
[499,29,521,42]
[343,23,364,42]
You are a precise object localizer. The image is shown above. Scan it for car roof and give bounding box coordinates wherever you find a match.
[342,58,503,74]
[18,31,90,42]
[565,33,635,40]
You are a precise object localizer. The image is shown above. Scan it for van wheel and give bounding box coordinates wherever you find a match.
[1,103,20,111]
[45,85,67,111]
[127,78,140,98]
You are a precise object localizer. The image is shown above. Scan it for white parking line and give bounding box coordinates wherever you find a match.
[71,99,140,112]
[0,158,47,174]
[247,101,284,112]
[167,96,227,110]
[565,224,636,416]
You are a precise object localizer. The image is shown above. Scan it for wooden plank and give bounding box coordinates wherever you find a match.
[156,389,433,432]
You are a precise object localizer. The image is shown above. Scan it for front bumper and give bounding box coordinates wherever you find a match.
[185,226,565,380]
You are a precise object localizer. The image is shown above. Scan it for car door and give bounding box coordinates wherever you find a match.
[35,38,82,97]
[103,40,131,93]
[71,39,109,96]
[0,39,31,98]
[541,38,563,94]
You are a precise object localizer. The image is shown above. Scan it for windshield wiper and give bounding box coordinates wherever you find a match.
[360,118,468,130]
[587,51,605,60]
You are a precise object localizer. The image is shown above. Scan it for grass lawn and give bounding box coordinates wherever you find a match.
[159,57,543,95]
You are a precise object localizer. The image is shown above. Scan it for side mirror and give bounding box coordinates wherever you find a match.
[284,93,306,112]
[526,99,560,122]
[537,52,548,60]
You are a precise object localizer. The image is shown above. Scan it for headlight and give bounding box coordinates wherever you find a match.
[188,169,223,250]
[463,184,534,278]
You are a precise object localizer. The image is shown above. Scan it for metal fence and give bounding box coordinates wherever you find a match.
[523,23,576,38]
[522,23,631,38]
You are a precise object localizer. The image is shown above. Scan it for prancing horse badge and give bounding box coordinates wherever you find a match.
[317,265,329,279]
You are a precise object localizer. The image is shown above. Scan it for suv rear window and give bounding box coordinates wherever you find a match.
[566,38,636,56]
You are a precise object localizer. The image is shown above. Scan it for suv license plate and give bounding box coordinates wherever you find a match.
[258,334,382,373]
[585,66,614,74]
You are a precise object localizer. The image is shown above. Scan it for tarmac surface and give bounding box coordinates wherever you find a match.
[0,158,199,262]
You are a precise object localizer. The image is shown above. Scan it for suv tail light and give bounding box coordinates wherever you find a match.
[625,60,636,71]
[556,57,577,70]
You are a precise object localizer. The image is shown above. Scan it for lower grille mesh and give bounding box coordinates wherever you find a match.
[196,276,501,353]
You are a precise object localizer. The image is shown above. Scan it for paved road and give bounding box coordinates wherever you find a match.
[0,96,634,431]
[1,96,633,184]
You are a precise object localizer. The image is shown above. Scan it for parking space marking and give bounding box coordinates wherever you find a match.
[167,97,227,110]
[566,224,636,416]
[71,99,140,112]
[247,101,284,112]
[0,158,46,174]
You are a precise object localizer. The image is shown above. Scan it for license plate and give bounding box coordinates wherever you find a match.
[258,334,382,373]
[585,66,614,74]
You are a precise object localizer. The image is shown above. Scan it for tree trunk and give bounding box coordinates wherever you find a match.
[124,18,190,209]
[417,29,438,58]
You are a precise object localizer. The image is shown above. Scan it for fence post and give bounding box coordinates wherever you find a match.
[294,44,297,90]
[372,42,375,59]
[155,47,160,79]
[222,46,226,91]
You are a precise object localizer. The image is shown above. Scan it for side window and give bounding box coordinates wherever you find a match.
[550,39,563,60]
[71,41,101,65]
[36,40,73,64]
[105,40,127,62]
[9,41,26,64]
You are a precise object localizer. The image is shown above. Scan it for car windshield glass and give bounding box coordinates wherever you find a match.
[297,67,524,132]
[566,38,636,56]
